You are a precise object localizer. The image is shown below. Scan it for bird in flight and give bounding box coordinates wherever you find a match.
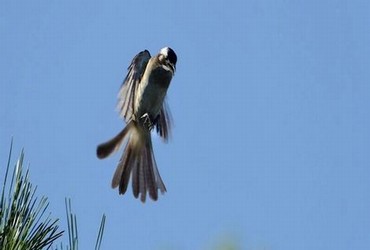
[97,47,177,202]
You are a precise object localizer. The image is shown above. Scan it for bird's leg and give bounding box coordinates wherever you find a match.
[140,113,155,131]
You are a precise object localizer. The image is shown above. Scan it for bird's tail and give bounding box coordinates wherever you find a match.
[96,120,166,202]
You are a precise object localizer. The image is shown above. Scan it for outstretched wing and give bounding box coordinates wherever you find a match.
[117,50,151,122]
[155,98,173,142]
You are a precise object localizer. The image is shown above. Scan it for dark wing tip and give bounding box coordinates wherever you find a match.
[155,100,173,142]
[97,144,109,159]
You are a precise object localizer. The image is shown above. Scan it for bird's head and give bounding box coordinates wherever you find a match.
[158,47,177,73]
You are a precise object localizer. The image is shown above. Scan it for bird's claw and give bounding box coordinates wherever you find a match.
[140,113,154,131]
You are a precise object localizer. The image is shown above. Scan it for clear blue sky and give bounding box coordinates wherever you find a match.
[1,1,370,249]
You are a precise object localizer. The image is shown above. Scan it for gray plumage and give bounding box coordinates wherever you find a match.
[97,47,177,202]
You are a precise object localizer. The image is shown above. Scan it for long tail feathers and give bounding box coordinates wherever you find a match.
[98,121,166,202]
[96,123,133,159]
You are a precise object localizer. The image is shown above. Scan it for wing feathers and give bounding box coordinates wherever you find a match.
[155,98,173,142]
[117,50,151,122]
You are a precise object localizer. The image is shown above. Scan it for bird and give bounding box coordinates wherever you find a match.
[96,47,177,202]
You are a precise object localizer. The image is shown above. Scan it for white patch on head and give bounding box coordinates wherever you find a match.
[159,47,169,57]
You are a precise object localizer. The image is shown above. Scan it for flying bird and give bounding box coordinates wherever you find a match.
[96,47,177,202]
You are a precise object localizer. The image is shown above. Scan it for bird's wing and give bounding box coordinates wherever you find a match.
[155,98,173,142]
[117,50,151,122]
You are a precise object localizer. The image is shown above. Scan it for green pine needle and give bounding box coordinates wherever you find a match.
[1,142,106,250]
[0,141,63,250]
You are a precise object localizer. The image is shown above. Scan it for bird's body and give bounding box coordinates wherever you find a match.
[97,47,177,202]
[134,59,172,121]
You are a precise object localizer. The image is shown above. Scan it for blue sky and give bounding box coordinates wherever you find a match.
[1,1,370,249]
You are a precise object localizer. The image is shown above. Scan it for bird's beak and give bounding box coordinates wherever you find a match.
[169,63,176,73]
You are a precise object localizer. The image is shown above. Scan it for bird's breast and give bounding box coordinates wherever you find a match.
[135,67,173,120]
